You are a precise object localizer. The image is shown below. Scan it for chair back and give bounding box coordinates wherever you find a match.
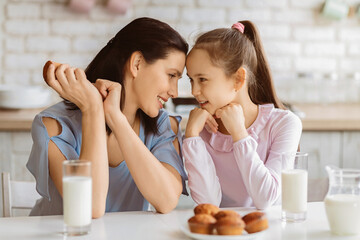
[2,172,41,217]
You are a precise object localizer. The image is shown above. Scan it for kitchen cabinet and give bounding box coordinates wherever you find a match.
[342,132,360,169]
[300,132,342,179]
[300,131,360,202]
[301,131,360,178]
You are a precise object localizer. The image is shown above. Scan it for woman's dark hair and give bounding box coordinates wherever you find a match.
[192,20,284,109]
[65,17,188,134]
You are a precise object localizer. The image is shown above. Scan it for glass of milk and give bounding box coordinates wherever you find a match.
[281,152,308,222]
[63,160,92,236]
[324,165,360,235]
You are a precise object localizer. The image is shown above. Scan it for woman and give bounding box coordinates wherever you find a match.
[27,17,188,218]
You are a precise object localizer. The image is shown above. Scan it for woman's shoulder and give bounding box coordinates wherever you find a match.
[33,101,82,132]
[156,109,182,133]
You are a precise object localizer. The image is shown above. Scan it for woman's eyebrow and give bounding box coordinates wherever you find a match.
[170,68,182,77]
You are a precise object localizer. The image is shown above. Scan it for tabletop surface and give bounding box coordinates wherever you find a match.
[0,202,359,240]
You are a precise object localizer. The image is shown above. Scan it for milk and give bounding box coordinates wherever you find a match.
[325,194,360,235]
[63,176,92,227]
[281,169,308,213]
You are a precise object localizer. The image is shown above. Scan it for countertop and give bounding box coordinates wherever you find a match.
[0,202,357,240]
[0,107,44,131]
[0,103,360,131]
[294,103,360,131]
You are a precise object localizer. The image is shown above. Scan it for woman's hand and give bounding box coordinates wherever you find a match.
[215,103,248,142]
[44,62,102,112]
[185,107,218,138]
[93,79,126,129]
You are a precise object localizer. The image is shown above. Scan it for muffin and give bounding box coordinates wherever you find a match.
[194,203,220,216]
[214,210,241,220]
[242,211,268,233]
[215,215,245,235]
[188,213,217,234]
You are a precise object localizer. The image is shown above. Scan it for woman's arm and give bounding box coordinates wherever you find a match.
[108,111,183,213]
[44,63,109,218]
[183,137,222,206]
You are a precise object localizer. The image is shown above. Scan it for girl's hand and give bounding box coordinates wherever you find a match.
[185,107,218,138]
[45,63,102,112]
[215,103,248,142]
[93,79,126,129]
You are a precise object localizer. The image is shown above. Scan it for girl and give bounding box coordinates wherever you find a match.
[27,17,188,218]
[183,21,302,209]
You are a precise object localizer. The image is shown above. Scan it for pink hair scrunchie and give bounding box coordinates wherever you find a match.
[232,22,245,33]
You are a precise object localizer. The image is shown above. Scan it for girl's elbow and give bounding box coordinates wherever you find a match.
[254,194,279,210]
[254,201,271,210]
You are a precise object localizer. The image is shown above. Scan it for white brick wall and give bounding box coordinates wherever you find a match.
[0,0,360,103]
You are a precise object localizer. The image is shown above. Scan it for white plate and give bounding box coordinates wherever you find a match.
[180,223,265,240]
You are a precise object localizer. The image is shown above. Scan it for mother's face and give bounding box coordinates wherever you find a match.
[133,50,186,118]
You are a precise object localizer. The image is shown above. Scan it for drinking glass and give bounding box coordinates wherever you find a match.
[281,152,308,222]
[63,160,92,236]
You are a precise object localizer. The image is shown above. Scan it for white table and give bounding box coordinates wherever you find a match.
[0,202,358,240]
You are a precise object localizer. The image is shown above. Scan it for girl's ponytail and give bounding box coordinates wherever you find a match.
[240,21,285,109]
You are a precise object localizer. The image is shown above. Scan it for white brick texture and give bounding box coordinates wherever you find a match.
[134,6,179,22]
[340,59,360,72]
[264,41,301,56]
[290,0,324,9]
[26,36,71,52]
[3,71,32,85]
[294,27,335,41]
[0,0,360,105]
[340,29,360,41]
[228,9,272,23]
[257,24,291,40]
[7,3,41,18]
[5,20,49,35]
[304,43,345,57]
[295,58,337,72]
[273,10,315,24]
[198,0,243,7]
[246,0,287,9]
[42,4,82,20]
[5,37,24,52]
[150,0,193,6]
[5,53,47,70]
[348,43,360,56]
[181,8,226,23]
[73,37,108,53]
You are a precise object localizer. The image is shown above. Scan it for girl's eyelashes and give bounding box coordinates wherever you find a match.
[199,77,207,82]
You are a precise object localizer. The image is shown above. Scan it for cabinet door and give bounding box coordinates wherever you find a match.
[342,132,360,168]
[300,132,342,178]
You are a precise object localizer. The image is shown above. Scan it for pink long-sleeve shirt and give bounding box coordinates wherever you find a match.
[182,104,302,209]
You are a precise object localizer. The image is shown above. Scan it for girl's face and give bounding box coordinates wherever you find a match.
[186,48,237,115]
[134,50,186,118]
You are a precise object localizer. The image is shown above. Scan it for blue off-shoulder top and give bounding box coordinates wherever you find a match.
[26,101,188,216]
